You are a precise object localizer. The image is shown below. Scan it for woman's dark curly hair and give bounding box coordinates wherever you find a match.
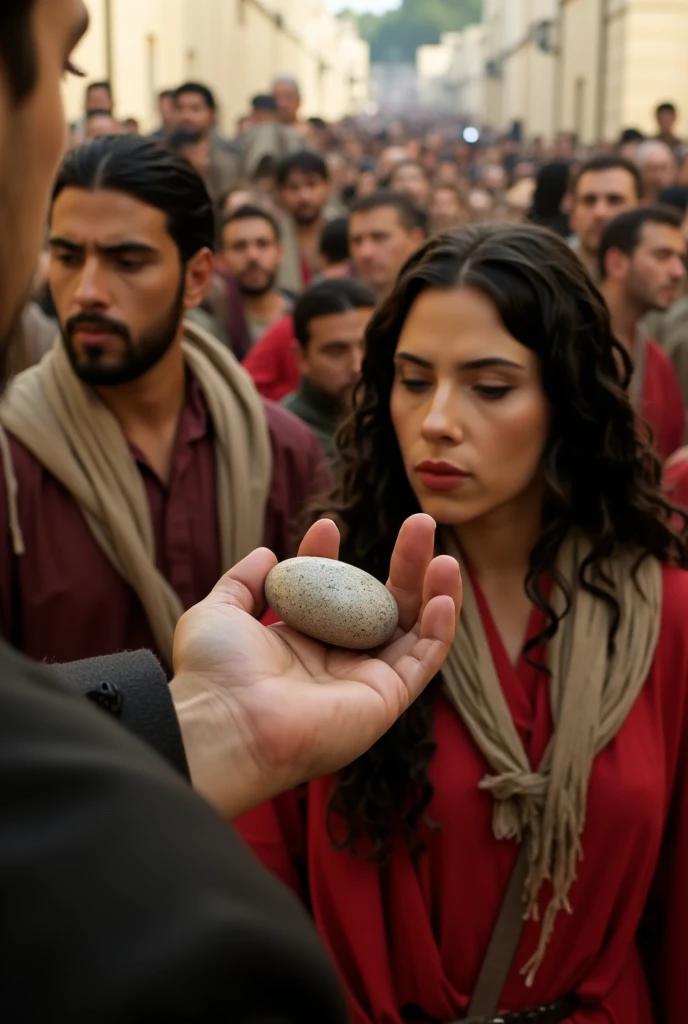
[312,223,688,865]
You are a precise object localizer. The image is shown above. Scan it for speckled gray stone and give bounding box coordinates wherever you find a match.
[265,557,399,650]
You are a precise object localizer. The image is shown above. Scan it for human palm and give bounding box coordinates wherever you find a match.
[171,515,461,819]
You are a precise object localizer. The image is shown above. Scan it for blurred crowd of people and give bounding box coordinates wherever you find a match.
[26,81,688,485]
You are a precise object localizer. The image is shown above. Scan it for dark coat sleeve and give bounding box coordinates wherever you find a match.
[55,649,189,778]
[0,641,347,1023]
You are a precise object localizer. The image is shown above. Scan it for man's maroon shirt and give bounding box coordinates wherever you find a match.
[0,376,330,669]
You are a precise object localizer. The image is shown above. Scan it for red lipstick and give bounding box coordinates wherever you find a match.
[415,460,471,492]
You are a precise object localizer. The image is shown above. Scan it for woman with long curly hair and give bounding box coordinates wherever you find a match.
[236,224,688,1024]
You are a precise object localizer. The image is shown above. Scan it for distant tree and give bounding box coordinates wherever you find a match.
[338,0,482,63]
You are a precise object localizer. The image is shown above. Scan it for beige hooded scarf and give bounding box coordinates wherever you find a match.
[0,321,272,666]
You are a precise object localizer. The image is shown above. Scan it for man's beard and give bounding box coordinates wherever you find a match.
[60,280,186,387]
[238,268,277,298]
[293,206,321,226]
[175,127,205,145]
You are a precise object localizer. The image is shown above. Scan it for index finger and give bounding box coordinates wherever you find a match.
[297,518,341,560]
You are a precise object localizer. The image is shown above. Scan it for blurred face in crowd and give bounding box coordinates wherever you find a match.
[554,134,576,160]
[219,215,283,297]
[252,106,277,127]
[175,91,214,138]
[298,306,373,403]
[605,222,686,314]
[513,160,536,181]
[377,146,408,181]
[85,84,112,114]
[429,187,467,232]
[480,164,507,194]
[390,287,550,529]
[85,112,122,139]
[48,187,211,386]
[221,189,256,219]
[0,0,90,378]
[356,170,378,198]
[657,107,677,135]
[325,152,349,191]
[389,162,432,210]
[436,160,459,187]
[349,205,422,299]
[344,138,364,164]
[637,143,677,198]
[158,93,176,131]
[619,139,642,162]
[570,168,640,259]
[273,81,300,125]
[280,169,330,226]
[467,188,494,222]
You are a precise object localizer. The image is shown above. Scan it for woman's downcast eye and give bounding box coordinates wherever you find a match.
[473,385,514,400]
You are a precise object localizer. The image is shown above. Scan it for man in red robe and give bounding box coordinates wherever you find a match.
[0,135,329,670]
[599,206,686,460]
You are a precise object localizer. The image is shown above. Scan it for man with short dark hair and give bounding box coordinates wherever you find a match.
[251,94,278,125]
[70,81,115,145]
[276,150,332,294]
[618,127,645,161]
[218,204,292,346]
[389,159,432,211]
[172,82,238,203]
[655,101,681,151]
[85,80,113,114]
[84,108,121,139]
[349,190,425,301]
[151,88,176,138]
[316,217,351,279]
[0,136,328,670]
[570,155,643,278]
[429,185,468,232]
[283,280,375,463]
[598,206,686,460]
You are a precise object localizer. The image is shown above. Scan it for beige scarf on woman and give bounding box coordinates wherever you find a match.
[440,528,662,985]
[0,322,272,666]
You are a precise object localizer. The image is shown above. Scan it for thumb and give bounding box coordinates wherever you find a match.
[208,547,279,615]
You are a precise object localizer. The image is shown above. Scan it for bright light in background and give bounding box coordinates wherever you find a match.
[463,126,480,144]
[327,1,402,12]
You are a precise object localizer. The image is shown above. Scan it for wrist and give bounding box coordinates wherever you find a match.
[169,672,273,820]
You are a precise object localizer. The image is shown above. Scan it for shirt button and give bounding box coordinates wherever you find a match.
[86,680,124,717]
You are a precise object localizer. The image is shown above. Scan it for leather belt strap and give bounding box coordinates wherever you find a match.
[453,844,529,1023]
